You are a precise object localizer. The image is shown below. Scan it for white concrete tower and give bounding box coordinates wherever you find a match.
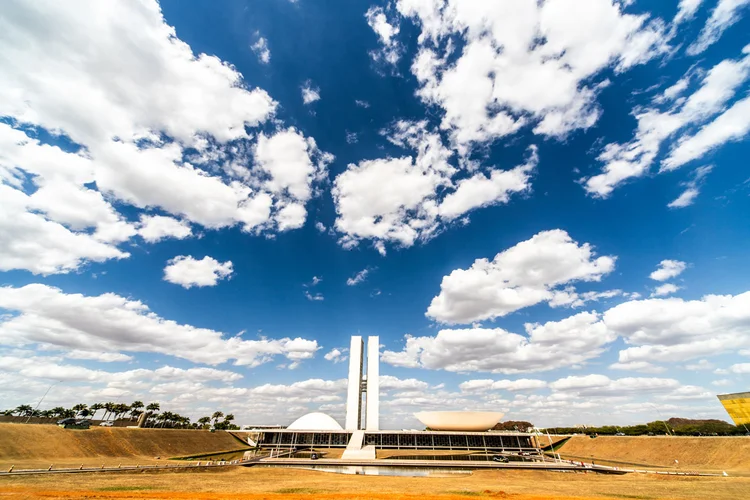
[345,335,380,431]
[365,336,380,431]
[345,336,364,430]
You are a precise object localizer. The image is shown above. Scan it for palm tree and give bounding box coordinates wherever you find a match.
[211,411,224,426]
[198,416,211,429]
[145,403,160,427]
[72,404,88,417]
[50,406,66,417]
[102,402,115,421]
[130,401,144,420]
[225,414,235,424]
[14,405,33,417]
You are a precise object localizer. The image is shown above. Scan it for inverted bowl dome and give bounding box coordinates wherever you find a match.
[414,411,504,431]
[287,412,343,431]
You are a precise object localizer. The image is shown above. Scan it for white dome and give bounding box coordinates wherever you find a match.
[287,412,343,431]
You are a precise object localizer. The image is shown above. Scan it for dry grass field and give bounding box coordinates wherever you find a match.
[557,435,750,472]
[2,424,749,499]
[2,466,748,500]
[0,423,248,469]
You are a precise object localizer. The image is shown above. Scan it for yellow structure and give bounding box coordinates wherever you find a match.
[717,392,750,426]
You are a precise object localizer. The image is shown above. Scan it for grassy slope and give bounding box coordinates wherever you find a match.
[0,423,248,463]
[558,435,750,471]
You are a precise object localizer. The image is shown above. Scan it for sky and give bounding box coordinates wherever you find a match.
[1,0,749,429]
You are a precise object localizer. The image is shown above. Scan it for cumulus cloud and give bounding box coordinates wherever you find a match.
[397,0,670,155]
[137,214,192,243]
[382,311,614,374]
[651,283,681,297]
[605,292,750,365]
[324,348,347,363]
[163,255,234,288]
[0,1,329,276]
[366,6,401,65]
[427,230,615,324]
[0,284,319,366]
[687,0,750,55]
[650,260,687,281]
[333,120,536,251]
[583,46,750,197]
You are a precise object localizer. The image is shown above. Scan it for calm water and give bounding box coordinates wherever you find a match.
[384,453,540,462]
[262,465,473,477]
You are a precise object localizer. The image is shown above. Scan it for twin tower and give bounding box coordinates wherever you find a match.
[345,335,379,431]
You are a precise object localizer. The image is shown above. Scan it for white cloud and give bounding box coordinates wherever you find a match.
[347,268,371,286]
[398,0,670,155]
[324,348,347,363]
[426,230,615,324]
[315,221,327,233]
[651,283,680,297]
[685,359,714,370]
[668,188,700,208]
[663,94,750,170]
[583,47,750,197]
[254,127,330,205]
[382,311,614,374]
[355,100,370,108]
[674,0,705,25]
[650,259,687,281]
[687,0,750,55]
[366,6,401,65]
[64,350,133,363]
[548,288,623,308]
[459,378,548,392]
[605,292,750,365]
[0,0,329,267]
[251,35,271,64]
[0,284,319,366]
[729,363,750,374]
[137,214,192,243]
[163,255,234,289]
[0,183,129,275]
[549,374,681,395]
[333,121,535,251]
[304,290,324,301]
[301,82,321,105]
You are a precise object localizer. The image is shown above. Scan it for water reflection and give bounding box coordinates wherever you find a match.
[263,465,473,477]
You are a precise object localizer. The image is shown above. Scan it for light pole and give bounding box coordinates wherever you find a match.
[647,403,672,436]
[26,381,61,424]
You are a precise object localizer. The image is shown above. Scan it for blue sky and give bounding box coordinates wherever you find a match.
[1,0,749,428]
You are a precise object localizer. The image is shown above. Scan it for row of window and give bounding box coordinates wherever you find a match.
[258,432,534,450]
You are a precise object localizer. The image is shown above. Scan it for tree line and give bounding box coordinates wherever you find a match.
[540,418,747,436]
[2,402,240,430]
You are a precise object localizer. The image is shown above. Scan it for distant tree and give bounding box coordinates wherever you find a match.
[15,405,34,417]
[198,416,211,429]
[493,421,534,432]
[211,411,224,426]
[50,406,66,417]
[72,404,88,416]
[130,401,145,420]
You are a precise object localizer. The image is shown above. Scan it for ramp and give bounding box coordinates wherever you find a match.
[341,430,375,459]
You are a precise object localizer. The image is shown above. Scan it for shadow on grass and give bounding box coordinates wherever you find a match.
[97,486,157,491]
[275,488,327,494]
